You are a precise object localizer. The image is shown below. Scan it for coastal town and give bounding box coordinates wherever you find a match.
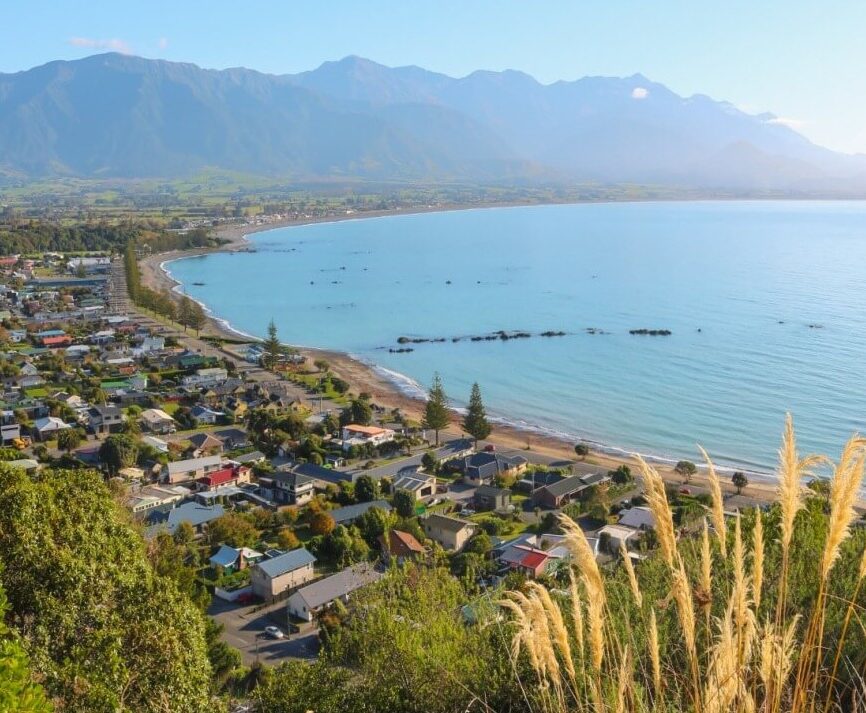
[0,235,776,677]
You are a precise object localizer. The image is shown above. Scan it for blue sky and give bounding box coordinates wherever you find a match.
[4,1,865,153]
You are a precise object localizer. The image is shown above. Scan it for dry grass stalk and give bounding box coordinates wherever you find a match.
[753,510,765,610]
[821,438,866,578]
[777,414,825,554]
[560,515,606,669]
[759,616,799,699]
[700,519,713,603]
[671,558,698,666]
[648,608,661,695]
[698,445,728,557]
[614,645,632,713]
[635,456,678,570]
[567,570,585,662]
[620,541,643,608]
[529,582,577,687]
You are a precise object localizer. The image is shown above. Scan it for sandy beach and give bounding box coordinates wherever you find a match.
[138,208,789,506]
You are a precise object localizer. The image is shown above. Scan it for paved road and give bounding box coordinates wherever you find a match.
[209,598,319,666]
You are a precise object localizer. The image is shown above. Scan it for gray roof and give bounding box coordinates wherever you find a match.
[539,474,589,498]
[210,544,240,568]
[255,547,316,579]
[166,502,225,530]
[232,450,266,464]
[291,563,382,611]
[422,513,475,533]
[475,485,511,498]
[329,500,392,525]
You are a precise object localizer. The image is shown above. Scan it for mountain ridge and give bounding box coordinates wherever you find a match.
[0,52,863,191]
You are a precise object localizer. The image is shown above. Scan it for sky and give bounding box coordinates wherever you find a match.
[3,1,865,154]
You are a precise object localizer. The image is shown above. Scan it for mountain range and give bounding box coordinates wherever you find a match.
[0,52,863,192]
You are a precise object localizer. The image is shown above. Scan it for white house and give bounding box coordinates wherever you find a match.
[182,367,228,389]
[162,454,223,484]
[287,563,382,622]
[32,416,71,440]
[340,424,396,452]
[250,548,317,602]
[139,408,177,434]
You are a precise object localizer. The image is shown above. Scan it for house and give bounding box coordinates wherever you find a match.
[498,544,559,578]
[232,450,266,465]
[420,513,477,552]
[380,529,425,565]
[329,500,392,526]
[287,562,382,622]
[139,408,176,434]
[0,422,21,444]
[209,544,263,573]
[597,524,639,554]
[87,405,124,436]
[517,470,567,492]
[182,367,228,389]
[266,471,315,506]
[190,405,223,425]
[141,435,169,453]
[42,335,72,348]
[221,397,248,423]
[148,502,225,536]
[195,465,249,491]
[392,471,437,501]
[462,452,528,485]
[617,506,656,531]
[531,473,604,509]
[473,485,512,512]
[214,428,250,450]
[250,547,317,602]
[290,461,352,486]
[125,484,189,515]
[32,416,70,440]
[163,454,223,484]
[186,432,224,458]
[340,424,396,452]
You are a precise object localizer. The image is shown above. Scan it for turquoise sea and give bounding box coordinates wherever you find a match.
[167,201,866,473]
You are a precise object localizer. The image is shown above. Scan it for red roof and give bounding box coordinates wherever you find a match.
[42,335,72,346]
[388,529,425,555]
[198,467,236,487]
[519,550,550,571]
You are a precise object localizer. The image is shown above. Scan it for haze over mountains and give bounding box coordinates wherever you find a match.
[1,52,864,192]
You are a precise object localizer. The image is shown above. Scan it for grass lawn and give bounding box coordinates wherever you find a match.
[25,387,48,398]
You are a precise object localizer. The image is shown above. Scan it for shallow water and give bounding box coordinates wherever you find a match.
[167,201,866,471]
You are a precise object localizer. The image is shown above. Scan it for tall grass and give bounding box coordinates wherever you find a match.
[499,417,866,712]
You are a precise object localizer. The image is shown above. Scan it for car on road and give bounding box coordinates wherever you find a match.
[264,626,284,640]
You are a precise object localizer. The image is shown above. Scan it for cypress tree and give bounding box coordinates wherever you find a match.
[423,373,450,446]
[262,319,283,370]
[462,382,492,447]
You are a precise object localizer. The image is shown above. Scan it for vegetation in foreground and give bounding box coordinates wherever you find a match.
[254,416,866,712]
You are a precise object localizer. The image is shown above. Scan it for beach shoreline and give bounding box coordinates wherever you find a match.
[135,204,797,507]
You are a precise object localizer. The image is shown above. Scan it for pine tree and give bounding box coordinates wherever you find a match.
[462,382,491,447]
[262,319,283,370]
[187,299,207,335]
[423,373,450,446]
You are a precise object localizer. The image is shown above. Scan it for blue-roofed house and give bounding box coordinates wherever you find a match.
[209,544,264,574]
[250,547,317,602]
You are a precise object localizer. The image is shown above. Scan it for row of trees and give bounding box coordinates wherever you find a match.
[423,373,492,446]
[125,242,207,333]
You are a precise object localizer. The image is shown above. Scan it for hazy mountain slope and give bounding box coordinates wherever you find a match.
[1,52,864,190]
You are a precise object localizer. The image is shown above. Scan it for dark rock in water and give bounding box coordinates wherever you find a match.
[808,323,824,329]
[445,280,452,285]
[192,282,205,286]
[389,347,414,353]
[540,330,566,337]
[310,281,314,285]
[452,337,461,342]
[697,328,702,332]
[629,328,672,336]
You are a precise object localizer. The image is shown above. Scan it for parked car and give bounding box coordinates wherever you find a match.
[483,444,496,452]
[264,626,284,640]
[236,592,256,605]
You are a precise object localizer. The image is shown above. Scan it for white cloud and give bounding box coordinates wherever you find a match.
[68,37,132,54]
[157,37,169,50]
[631,87,649,100]
[766,116,808,130]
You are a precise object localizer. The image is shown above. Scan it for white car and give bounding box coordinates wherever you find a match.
[264,626,284,640]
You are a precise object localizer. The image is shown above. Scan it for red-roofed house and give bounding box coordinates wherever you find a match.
[42,335,72,347]
[195,465,250,491]
[500,545,555,578]
[380,529,426,565]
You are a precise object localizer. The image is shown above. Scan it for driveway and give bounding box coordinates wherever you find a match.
[208,598,319,665]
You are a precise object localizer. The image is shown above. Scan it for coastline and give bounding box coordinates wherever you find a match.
[136,204,794,506]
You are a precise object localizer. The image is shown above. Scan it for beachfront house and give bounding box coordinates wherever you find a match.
[340,424,396,452]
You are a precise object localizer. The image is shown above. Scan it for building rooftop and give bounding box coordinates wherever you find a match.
[255,547,316,579]
[329,500,392,525]
[291,563,382,611]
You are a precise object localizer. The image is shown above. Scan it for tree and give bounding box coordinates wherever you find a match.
[675,460,698,483]
[347,398,373,427]
[462,382,492,447]
[179,296,206,335]
[609,464,633,485]
[310,511,336,537]
[56,427,82,453]
[732,471,749,495]
[355,506,396,547]
[0,578,52,712]
[393,489,416,518]
[261,319,284,371]
[98,434,139,475]
[0,466,212,711]
[423,373,449,446]
[276,528,300,551]
[207,513,259,548]
[355,474,379,503]
[574,442,590,459]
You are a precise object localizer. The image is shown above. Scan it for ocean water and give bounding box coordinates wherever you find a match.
[167,201,866,473]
